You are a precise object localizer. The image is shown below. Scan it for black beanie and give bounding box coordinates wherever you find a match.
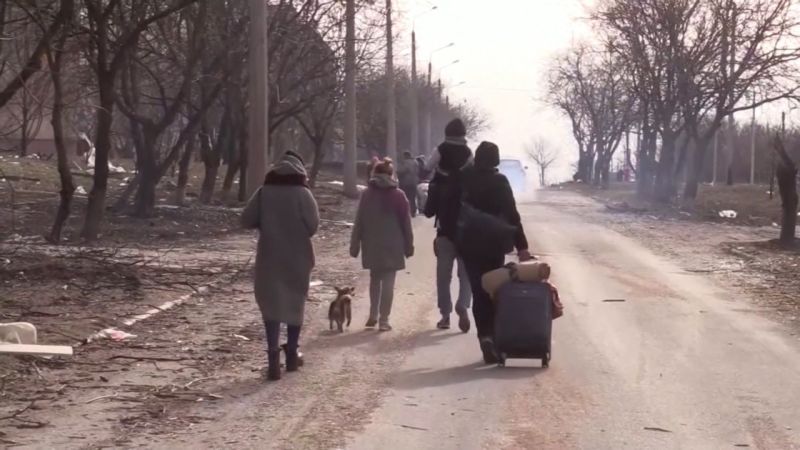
[444,118,467,141]
[475,141,500,169]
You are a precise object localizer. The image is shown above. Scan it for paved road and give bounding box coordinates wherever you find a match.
[345,190,800,450]
[128,189,800,450]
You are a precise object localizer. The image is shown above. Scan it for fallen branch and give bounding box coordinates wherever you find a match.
[108,355,192,363]
[0,401,35,421]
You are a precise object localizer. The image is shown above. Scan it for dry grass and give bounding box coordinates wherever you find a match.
[563,181,785,227]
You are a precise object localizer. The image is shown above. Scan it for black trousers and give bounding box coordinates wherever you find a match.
[401,184,418,216]
[463,252,506,339]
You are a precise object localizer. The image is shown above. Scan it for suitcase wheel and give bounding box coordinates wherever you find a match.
[498,353,507,367]
[542,352,550,368]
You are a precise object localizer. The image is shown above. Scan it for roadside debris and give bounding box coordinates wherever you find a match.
[602,299,627,303]
[90,329,137,342]
[718,210,738,219]
[643,426,672,433]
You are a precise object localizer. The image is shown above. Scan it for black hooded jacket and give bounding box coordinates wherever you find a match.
[460,146,529,252]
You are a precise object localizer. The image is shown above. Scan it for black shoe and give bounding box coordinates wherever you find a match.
[267,350,281,381]
[282,344,302,372]
[436,316,451,330]
[479,338,498,365]
[456,308,471,333]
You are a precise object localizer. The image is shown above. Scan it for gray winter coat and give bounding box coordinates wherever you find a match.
[397,157,420,188]
[350,174,414,272]
[241,156,320,326]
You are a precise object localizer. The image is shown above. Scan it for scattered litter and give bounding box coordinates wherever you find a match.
[398,424,428,431]
[309,280,324,288]
[75,186,87,195]
[92,329,137,342]
[602,299,627,303]
[718,210,738,219]
[644,427,672,433]
[734,445,750,448]
[233,334,250,341]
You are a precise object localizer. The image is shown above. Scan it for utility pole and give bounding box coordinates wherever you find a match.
[343,0,358,197]
[712,129,719,185]
[422,61,432,157]
[410,31,419,156]
[750,93,756,185]
[246,0,268,198]
[384,0,397,162]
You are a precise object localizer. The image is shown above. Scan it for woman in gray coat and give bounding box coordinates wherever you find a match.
[242,151,319,381]
[350,159,414,331]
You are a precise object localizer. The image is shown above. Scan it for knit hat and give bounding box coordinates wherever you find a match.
[475,141,500,169]
[284,150,305,165]
[444,118,467,145]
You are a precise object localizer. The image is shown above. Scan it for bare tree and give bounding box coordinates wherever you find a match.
[679,0,800,200]
[547,43,635,186]
[772,136,798,247]
[526,138,558,187]
[79,0,200,239]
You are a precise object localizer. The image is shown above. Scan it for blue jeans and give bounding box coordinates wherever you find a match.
[435,237,472,316]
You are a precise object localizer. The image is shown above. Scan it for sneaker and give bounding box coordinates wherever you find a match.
[456,308,471,333]
[365,318,378,328]
[379,323,392,332]
[436,316,451,330]
[479,337,498,365]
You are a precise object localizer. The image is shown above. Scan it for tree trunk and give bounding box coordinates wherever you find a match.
[221,158,240,199]
[46,26,74,244]
[683,135,712,201]
[174,136,195,206]
[776,156,798,246]
[654,132,677,202]
[200,132,220,204]
[238,117,249,202]
[81,74,114,241]
[131,129,159,217]
[309,140,326,188]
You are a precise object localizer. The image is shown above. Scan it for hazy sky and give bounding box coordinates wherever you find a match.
[396,0,592,180]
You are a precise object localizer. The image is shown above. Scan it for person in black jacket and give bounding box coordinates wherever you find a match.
[460,141,532,364]
[423,118,474,332]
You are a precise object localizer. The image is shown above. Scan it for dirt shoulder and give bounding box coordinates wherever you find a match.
[0,180,361,448]
[551,186,800,332]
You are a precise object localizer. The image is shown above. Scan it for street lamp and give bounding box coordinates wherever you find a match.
[428,42,454,85]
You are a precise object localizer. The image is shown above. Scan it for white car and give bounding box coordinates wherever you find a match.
[498,159,527,193]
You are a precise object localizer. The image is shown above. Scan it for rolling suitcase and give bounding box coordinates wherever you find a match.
[494,281,553,368]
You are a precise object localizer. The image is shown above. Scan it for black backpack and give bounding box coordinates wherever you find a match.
[424,170,463,238]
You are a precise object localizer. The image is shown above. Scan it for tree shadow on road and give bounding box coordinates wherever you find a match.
[391,361,543,390]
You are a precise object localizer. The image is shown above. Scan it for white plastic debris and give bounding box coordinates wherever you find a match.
[75,186,87,195]
[93,328,137,342]
[718,210,738,219]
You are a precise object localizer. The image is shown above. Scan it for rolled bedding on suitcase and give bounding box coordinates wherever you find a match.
[481,261,551,300]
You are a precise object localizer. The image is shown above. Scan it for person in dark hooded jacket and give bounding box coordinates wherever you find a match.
[460,141,532,364]
[423,118,473,332]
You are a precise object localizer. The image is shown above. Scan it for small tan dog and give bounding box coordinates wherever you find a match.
[0,322,38,345]
[329,287,354,333]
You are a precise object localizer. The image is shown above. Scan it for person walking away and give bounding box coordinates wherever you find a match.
[423,118,473,332]
[241,151,320,381]
[397,151,420,217]
[459,141,532,364]
[350,158,414,332]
